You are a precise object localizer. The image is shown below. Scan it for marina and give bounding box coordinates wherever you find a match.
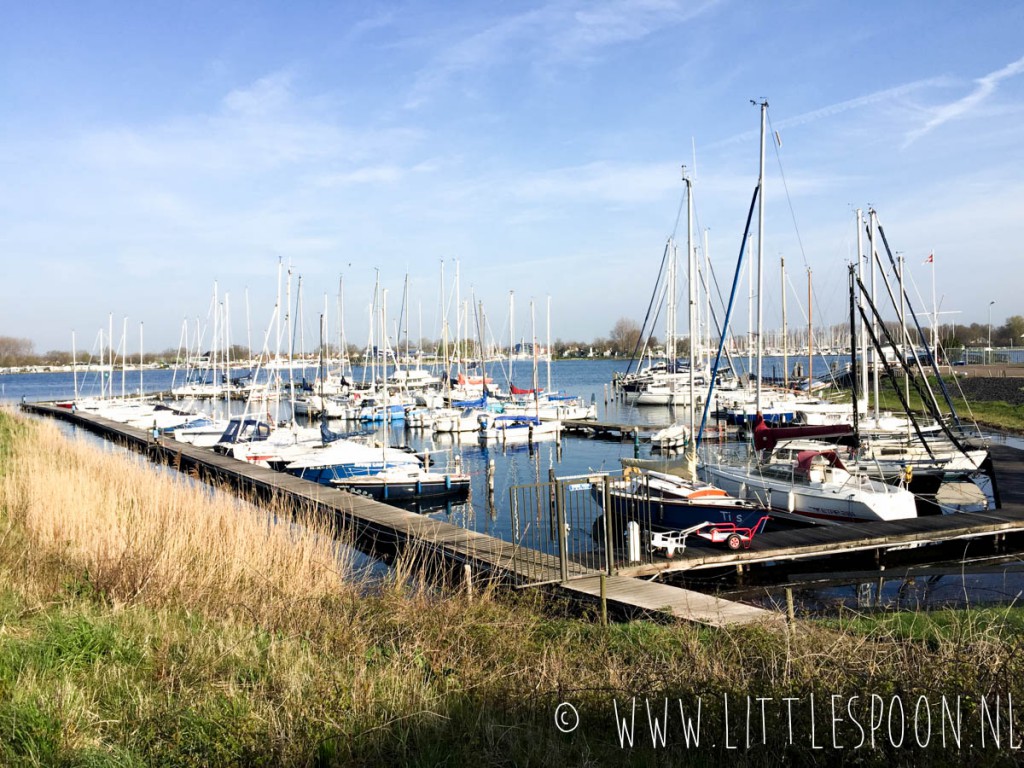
[12,351,1024,626]
[19,399,778,627]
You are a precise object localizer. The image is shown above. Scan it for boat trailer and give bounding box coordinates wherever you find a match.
[647,515,771,557]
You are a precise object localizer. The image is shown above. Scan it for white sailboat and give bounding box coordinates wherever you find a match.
[699,101,917,524]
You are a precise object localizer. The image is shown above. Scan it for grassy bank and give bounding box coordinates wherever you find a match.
[2,410,1024,766]
[850,377,1024,433]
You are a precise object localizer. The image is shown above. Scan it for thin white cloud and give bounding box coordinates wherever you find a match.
[705,78,949,151]
[223,72,294,117]
[405,0,718,108]
[904,54,1024,145]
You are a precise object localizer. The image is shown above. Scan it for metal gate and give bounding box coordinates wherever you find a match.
[508,471,659,586]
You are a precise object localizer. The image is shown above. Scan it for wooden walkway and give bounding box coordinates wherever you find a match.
[20,403,776,628]
[627,507,1024,575]
[561,420,645,440]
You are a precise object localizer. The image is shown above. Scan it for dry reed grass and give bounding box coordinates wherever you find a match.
[0,412,360,631]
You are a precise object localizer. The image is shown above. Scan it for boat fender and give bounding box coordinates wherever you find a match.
[903,465,913,484]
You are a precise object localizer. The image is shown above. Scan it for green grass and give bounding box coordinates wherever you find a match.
[845,378,1024,433]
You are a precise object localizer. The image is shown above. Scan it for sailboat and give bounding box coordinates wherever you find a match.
[479,298,561,446]
[595,170,766,533]
[698,102,917,524]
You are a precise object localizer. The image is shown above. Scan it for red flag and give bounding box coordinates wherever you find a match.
[925,252,934,264]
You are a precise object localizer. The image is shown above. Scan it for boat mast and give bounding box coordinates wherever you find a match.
[667,237,676,373]
[212,281,219,402]
[508,290,515,388]
[286,266,295,424]
[855,209,867,411]
[531,300,540,419]
[223,293,232,411]
[755,99,767,414]
[868,210,880,421]
[440,260,449,394]
[746,233,753,380]
[338,274,347,378]
[108,312,113,401]
[72,330,78,402]
[930,251,938,359]
[120,315,127,400]
[781,256,788,389]
[807,268,813,389]
[685,170,696,439]
[899,252,910,405]
[382,289,390,426]
[703,229,712,374]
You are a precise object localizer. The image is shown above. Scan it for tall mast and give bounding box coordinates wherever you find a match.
[338,275,346,376]
[108,312,113,400]
[297,275,305,373]
[685,171,696,439]
[531,300,540,419]
[667,237,676,369]
[868,209,880,420]
[455,259,461,381]
[746,233,753,380]
[286,265,294,423]
[223,293,231,410]
[781,256,788,389]
[703,228,711,370]
[382,289,389,426]
[509,290,515,386]
[930,251,938,360]
[212,281,219,400]
[899,253,909,404]
[856,209,867,409]
[121,315,127,400]
[72,330,78,402]
[404,273,410,367]
[807,268,813,388]
[755,99,767,413]
[440,260,449,389]
[139,322,144,399]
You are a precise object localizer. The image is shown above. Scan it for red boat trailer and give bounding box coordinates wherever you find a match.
[647,515,771,557]
[695,515,771,550]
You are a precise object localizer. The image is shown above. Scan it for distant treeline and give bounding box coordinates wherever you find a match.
[5,314,1022,368]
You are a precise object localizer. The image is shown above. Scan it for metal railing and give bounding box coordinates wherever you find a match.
[508,470,659,586]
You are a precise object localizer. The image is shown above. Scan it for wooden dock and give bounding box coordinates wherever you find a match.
[618,441,1024,577]
[624,507,1024,575]
[20,403,776,628]
[561,419,646,440]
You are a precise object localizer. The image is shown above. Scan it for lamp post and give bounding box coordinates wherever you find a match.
[988,300,996,364]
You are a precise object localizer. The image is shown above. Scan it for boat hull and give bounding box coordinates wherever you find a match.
[592,481,764,532]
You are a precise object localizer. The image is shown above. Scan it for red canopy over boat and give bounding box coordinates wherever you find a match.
[753,413,853,452]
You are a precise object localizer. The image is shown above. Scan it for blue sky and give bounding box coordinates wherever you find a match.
[2,1,1023,355]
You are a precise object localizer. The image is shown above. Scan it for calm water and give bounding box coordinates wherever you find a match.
[0,359,654,541]
[5,359,1021,611]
